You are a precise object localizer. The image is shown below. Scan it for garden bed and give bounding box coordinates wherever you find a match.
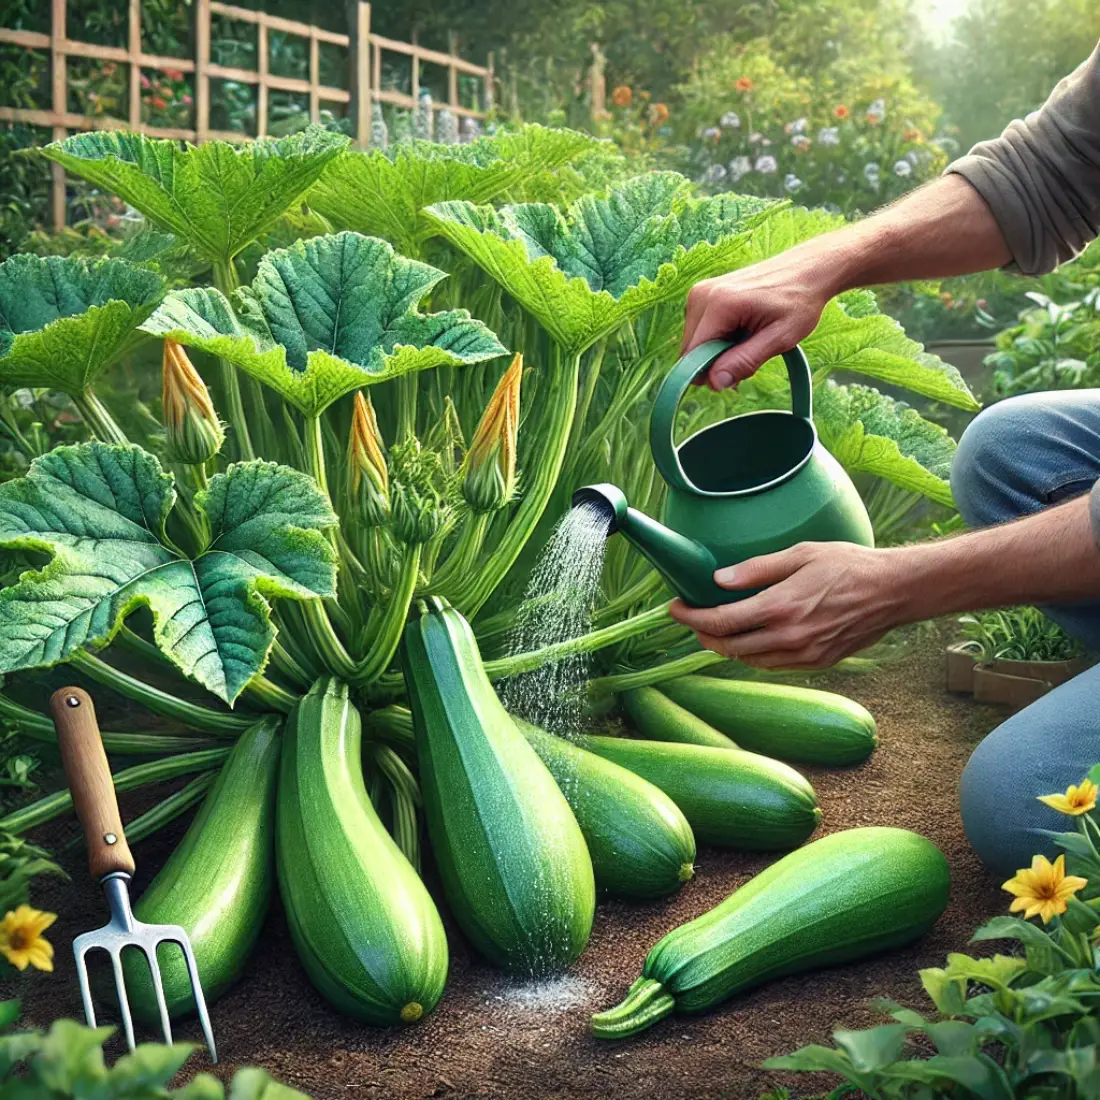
[15,628,1008,1100]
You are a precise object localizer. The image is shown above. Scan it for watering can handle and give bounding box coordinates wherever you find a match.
[649,336,813,494]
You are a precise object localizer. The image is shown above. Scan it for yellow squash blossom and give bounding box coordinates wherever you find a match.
[1038,778,1098,816]
[347,391,390,526]
[462,352,522,514]
[0,905,56,972]
[162,338,224,465]
[1002,854,1087,924]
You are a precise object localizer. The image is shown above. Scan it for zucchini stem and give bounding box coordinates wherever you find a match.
[71,389,129,446]
[590,978,675,1039]
[587,651,725,697]
[212,259,255,461]
[355,545,422,684]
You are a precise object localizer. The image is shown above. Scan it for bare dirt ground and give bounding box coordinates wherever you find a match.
[14,629,1009,1100]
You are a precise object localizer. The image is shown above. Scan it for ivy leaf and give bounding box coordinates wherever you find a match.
[425,175,772,353]
[308,124,598,254]
[0,255,165,393]
[804,299,979,410]
[41,127,349,265]
[815,382,957,506]
[141,231,505,418]
[0,443,336,704]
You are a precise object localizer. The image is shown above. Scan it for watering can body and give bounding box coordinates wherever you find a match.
[575,338,873,607]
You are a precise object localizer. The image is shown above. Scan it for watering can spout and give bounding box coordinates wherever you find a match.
[572,484,721,608]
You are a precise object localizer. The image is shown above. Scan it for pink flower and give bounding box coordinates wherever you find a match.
[140,74,151,90]
[182,94,192,105]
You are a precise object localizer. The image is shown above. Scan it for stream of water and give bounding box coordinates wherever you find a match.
[500,499,612,739]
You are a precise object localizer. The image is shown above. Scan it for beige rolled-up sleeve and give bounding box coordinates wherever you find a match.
[944,41,1100,277]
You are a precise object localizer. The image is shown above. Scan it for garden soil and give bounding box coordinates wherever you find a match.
[16,629,1011,1100]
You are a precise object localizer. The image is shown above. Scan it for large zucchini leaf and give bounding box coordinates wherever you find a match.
[141,231,506,418]
[41,127,348,265]
[0,255,165,394]
[0,444,336,704]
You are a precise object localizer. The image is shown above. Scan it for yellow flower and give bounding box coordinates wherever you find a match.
[0,905,56,972]
[462,353,522,514]
[347,392,389,526]
[162,339,224,464]
[1038,779,1098,816]
[1002,854,1087,924]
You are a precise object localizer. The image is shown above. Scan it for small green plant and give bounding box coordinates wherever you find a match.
[765,768,1100,1098]
[0,999,309,1098]
[957,606,1085,664]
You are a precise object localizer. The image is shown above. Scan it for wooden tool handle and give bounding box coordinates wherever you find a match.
[50,686,135,881]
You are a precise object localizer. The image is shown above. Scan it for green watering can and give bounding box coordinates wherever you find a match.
[574,337,873,607]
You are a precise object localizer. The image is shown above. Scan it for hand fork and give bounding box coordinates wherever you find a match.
[51,686,217,1061]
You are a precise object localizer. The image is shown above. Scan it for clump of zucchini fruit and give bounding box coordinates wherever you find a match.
[114,596,947,1040]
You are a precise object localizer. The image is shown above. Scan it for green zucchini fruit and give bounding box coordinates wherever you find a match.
[592,826,950,1039]
[621,686,738,749]
[277,677,447,1024]
[124,715,281,1022]
[579,735,820,849]
[518,719,696,899]
[661,675,877,765]
[403,597,595,975]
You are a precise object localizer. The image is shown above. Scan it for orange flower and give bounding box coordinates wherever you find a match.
[833,104,849,119]
[903,128,923,143]
[611,85,633,108]
[649,102,669,124]
[164,68,185,82]
[151,96,168,110]
[735,77,753,93]
[462,352,522,513]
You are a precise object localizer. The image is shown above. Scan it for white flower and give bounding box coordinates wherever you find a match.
[703,163,728,183]
[817,126,840,146]
[863,162,881,181]
[702,126,721,142]
[791,134,811,151]
[754,155,778,174]
[729,155,752,180]
[866,98,886,123]
[906,149,921,166]
[720,111,741,129]
[460,117,481,143]
[436,108,460,145]
[893,159,912,177]
[748,131,763,144]
[836,172,847,184]
[789,117,808,134]
[784,173,803,193]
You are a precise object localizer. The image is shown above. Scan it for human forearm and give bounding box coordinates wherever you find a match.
[890,495,1100,622]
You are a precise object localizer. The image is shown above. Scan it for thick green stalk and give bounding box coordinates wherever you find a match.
[304,414,330,498]
[244,674,297,713]
[591,978,675,1039]
[299,599,359,679]
[212,259,255,461]
[72,390,129,445]
[587,650,725,696]
[450,345,580,618]
[70,651,252,735]
[0,748,230,834]
[594,574,667,627]
[432,512,489,590]
[373,743,421,871]
[483,604,671,682]
[120,771,219,845]
[396,374,418,440]
[364,705,416,752]
[267,638,313,690]
[355,545,422,684]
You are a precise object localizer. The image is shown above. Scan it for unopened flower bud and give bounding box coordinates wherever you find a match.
[462,353,521,514]
[347,392,389,526]
[162,339,224,464]
[424,396,466,477]
[391,440,447,546]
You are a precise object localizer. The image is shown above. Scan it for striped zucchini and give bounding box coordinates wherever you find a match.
[661,675,877,765]
[277,677,447,1024]
[580,735,820,849]
[592,827,950,1038]
[621,686,738,749]
[403,597,594,975]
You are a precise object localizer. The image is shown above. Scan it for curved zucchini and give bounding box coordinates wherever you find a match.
[593,827,950,1038]
[579,735,820,849]
[277,677,447,1024]
[661,675,877,765]
[403,597,594,976]
[621,686,738,749]
[518,719,696,899]
[124,715,281,1022]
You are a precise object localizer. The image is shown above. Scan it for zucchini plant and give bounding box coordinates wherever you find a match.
[0,124,974,1017]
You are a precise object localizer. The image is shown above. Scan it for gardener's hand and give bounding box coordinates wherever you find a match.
[681,244,836,391]
[668,542,904,670]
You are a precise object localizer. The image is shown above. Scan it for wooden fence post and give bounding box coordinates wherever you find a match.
[354,1,371,147]
[486,51,494,113]
[49,0,66,231]
[195,0,210,141]
[257,18,268,136]
[447,31,458,110]
[128,0,141,131]
[308,26,319,124]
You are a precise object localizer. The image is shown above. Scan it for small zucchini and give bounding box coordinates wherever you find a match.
[403,597,594,976]
[593,827,950,1038]
[621,685,738,749]
[125,715,281,1022]
[277,677,448,1024]
[518,719,696,899]
[661,675,877,765]
[579,735,820,849]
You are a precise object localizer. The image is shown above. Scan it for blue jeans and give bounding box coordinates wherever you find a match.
[953,391,1100,877]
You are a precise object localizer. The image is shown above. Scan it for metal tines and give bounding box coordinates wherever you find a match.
[73,873,217,1060]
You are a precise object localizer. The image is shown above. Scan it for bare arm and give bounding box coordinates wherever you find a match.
[670,495,1100,670]
[682,174,1012,389]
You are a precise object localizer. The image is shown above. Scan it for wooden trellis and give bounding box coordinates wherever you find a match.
[0,0,495,231]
